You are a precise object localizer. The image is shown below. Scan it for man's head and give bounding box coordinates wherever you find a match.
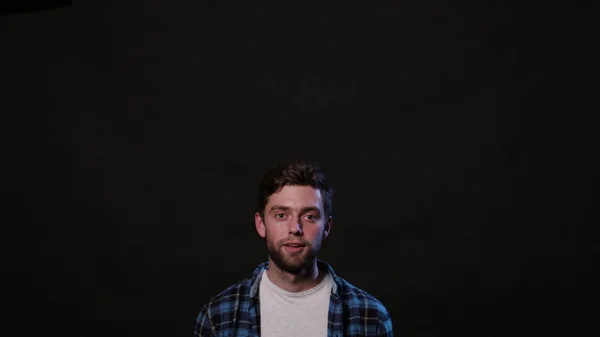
[254,161,334,273]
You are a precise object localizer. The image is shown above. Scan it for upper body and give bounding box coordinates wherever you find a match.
[194,260,393,337]
[193,161,394,337]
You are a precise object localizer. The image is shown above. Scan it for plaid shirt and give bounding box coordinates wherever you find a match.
[194,260,393,337]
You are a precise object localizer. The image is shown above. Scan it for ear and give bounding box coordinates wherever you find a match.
[323,216,333,239]
[255,212,266,238]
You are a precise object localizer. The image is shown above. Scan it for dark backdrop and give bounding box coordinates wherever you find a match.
[2,1,593,337]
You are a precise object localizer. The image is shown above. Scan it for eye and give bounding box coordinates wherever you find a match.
[305,214,318,221]
[275,213,286,219]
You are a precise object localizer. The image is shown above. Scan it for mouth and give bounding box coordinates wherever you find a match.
[282,242,307,253]
[283,243,306,248]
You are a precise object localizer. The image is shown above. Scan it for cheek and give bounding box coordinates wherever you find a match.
[306,226,325,240]
[265,222,287,238]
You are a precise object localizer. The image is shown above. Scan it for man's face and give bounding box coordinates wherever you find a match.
[255,185,332,273]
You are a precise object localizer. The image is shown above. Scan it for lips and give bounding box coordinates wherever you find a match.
[282,242,306,253]
[283,242,306,247]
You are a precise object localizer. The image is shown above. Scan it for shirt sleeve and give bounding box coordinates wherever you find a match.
[377,308,394,337]
[194,305,216,337]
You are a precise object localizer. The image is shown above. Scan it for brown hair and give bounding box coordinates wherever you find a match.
[257,161,334,219]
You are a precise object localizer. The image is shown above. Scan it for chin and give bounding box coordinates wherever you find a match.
[281,256,316,273]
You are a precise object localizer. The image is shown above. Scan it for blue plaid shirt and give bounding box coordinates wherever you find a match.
[194,260,393,337]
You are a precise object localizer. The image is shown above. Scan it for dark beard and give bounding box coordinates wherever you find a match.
[266,236,318,274]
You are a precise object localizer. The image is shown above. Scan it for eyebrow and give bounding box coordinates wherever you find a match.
[269,205,321,214]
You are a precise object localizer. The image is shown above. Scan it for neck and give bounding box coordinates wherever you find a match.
[266,258,325,292]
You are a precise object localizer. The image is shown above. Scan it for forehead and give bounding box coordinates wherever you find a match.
[267,185,323,209]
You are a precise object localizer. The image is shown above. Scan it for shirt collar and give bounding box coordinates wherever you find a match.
[249,259,341,298]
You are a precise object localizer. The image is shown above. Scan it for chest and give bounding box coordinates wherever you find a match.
[259,284,330,337]
[217,303,378,337]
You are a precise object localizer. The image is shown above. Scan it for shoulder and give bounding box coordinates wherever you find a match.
[338,277,389,313]
[194,279,253,336]
[197,262,266,316]
[338,278,393,330]
[195,262,268,336]
[336,277,394,336]
[320,260,391,318]
[203,278,253,313]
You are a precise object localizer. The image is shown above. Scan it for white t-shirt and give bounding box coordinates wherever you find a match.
[259,270,334,337]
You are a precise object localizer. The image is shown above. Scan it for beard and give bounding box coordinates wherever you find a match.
[265,235,321,274]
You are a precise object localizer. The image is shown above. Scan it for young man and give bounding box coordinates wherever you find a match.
[194,161,393,337]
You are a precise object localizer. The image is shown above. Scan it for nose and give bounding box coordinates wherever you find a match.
[288,221,303,235]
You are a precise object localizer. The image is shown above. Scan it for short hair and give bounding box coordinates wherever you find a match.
[257,161,334,219]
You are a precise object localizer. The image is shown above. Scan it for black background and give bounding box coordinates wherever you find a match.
[2,1,594,336]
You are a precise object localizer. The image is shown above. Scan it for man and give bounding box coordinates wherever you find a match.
[194,161,393,337]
